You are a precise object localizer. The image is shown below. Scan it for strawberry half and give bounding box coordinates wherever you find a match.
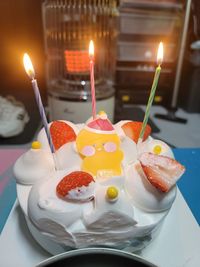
[121,121,151,143]
[56,171,95,200]
[50,121,76,151]
[139,152,185,192]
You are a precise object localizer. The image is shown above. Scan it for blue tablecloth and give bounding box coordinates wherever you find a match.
[0,148,199,234]
[175,148,200,225]
[0,168,16,234]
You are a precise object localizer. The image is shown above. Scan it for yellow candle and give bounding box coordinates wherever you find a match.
[139,42,164,141]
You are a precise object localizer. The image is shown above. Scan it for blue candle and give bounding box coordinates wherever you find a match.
[23,53,55,154]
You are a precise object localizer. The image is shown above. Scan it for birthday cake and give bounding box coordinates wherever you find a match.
[14,111,185,254]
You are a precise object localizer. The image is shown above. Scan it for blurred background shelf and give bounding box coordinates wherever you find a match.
[0,0,200,144]
[115,0,186,109]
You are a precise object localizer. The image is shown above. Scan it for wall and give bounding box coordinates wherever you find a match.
[0,0,46,103]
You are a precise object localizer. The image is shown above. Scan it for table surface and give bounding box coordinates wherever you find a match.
[0,147,200,267]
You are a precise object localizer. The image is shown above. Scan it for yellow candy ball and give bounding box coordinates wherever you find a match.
[106,186,118,201]
[153,145,162,155]
[98,110,106,116]
[31,141,41,150]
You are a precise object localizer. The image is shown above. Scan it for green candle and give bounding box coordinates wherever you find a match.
[139,42,163,141]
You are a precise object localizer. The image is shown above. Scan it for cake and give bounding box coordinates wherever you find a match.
[14,111,185,254]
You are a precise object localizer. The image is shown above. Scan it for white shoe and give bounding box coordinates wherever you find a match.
[0,96,29,138]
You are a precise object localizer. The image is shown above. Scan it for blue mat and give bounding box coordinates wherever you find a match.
[0,168,16,233]
[175,148,200,225]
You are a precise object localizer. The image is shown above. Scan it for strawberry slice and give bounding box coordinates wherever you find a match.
[50,121,76,151]
[139,152,185,192]
[56,171,95,199]
[121,121,151,143]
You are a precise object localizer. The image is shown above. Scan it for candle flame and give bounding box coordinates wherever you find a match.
[23,53,35,79]
[89,40,94,58]
[157,42,164,66]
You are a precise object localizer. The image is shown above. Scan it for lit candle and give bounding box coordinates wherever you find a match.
[89,40,96,119]
[23,53,55,153]
[139,42,164,142]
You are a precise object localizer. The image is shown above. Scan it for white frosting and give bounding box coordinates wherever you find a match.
[137,138,174,158]
[114,120,131,139]
[28,172,85,229]
[64,181,95,201]
[23,168,170,248]
[14,149,55,185]
[121,136,137,167]
[83,204,136,233]
[14,119,179,251]
[125,161,177,212]
[84,176,137,229]
[54,142,82,170]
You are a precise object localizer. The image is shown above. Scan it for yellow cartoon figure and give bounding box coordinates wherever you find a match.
[76,112,124,177]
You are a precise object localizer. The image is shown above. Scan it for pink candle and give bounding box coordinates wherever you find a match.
[89,40,96,120]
